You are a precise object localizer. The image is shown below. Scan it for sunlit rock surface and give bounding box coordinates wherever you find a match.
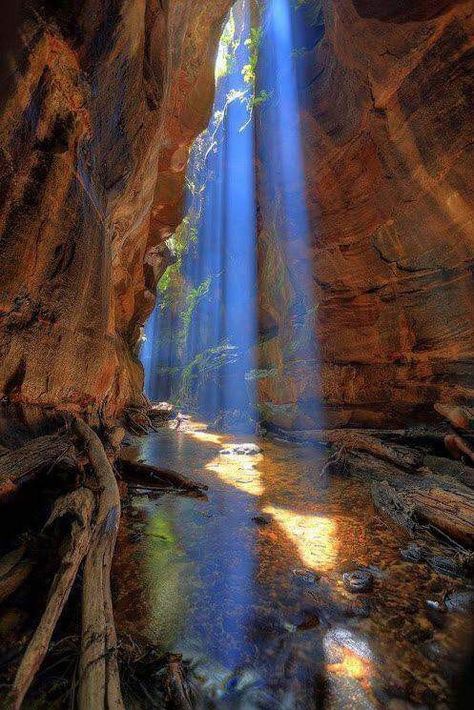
[256,0,474,429]
[0,0,231,415]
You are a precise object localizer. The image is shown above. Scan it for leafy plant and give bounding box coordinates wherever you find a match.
[177,276,212,350]
[157,215,199,310]
[176,340,239,409]
[242,26,263,85]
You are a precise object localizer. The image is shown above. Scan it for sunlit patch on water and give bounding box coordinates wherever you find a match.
[205,454,264,497]
[187,429,225,446]
[263,504,338,572]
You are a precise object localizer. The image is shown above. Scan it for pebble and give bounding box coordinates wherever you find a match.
[342,569,374,593]
[292,568,318,585]
[219,443,262,456]
[444,590,474,612]
[400,543,425,563]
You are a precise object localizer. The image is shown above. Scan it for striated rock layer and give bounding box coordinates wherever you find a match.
[0,0,231,417]
[256,0,474,429]
[0,0,472,430]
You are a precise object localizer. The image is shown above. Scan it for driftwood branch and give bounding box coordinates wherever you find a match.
[283,428,424,469]
[0,432,73,502]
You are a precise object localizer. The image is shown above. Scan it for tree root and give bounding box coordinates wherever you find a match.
[0,545,33,606]
[163,653,195,710]
[0,415,126,708]
[124,401,175,436]
[71,416,124,710]
[8,488,95,709]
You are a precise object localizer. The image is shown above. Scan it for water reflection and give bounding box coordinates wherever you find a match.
[113,422,472,707]
[206,454,264,497]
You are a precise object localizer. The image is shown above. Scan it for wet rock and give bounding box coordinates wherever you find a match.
[420,640,444,662]
[444,590,474,612]
[219,443,262,456]
[342,569,374,593]
[292,568,319,585]
[428,555,464,578]
[149,402,175,421]
[342,599,372,618]
[400,543,425,563]
[252,513,272,526]
[425,600,447,629]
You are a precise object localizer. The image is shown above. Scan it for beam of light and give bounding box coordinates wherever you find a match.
[256,0,322,429]
[164,1,258,674]
[186,429,224,446]
[141,2,257,433]
[263,504,337,572]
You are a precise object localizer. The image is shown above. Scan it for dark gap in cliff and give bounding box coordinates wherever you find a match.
[3,358,27,399]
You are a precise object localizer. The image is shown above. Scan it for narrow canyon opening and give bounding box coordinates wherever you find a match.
[0,1,473,709]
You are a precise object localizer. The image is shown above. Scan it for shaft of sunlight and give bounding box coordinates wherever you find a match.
[257,0,322,427]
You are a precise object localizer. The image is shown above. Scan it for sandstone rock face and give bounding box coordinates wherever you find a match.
[0,0,231,416]
[0,0,472,430]
[256,0,473,429]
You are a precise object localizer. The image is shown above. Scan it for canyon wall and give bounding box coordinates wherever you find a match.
[0,0,472,429]
[0,0,231,417]
[257,0,474,429]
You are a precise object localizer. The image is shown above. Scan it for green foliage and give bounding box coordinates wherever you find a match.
[242,27,263,85]
[248,89,272,110]
[177,276,212,350]
[245,367,278,382]
[177,340,239,409]
[157,215,199,310]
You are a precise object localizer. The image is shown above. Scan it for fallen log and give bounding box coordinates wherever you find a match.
[372,479,474,548]
[407,484,474,547]
[332,448,474,547]
[72,417,124,710]
[118,457,207,497]
[8,488,95,709]
[0,432,73,502]
[423,455,474,489]
[283,429,424,470]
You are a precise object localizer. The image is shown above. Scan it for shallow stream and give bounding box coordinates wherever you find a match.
[113,421,473,709]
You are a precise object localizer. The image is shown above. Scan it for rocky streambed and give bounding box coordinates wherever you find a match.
[112,419,474,709]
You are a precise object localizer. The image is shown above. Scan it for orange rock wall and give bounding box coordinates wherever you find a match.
[0,0,231,417]
[256,0,474,428]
